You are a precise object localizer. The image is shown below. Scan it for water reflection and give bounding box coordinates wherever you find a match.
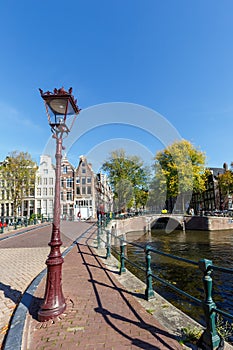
[124,229,233,324]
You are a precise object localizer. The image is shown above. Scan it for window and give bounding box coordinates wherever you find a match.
[49,200,53,209]
[67,178,73,188]
[61,192,64,200]
[63,204,67,215]
[49,178,53,185]
[76,177,80,184]
[87,177,91,183]
[49,188,54,196]
[76,186,80,195]
[62,166,68,174]
[82,187,86,195]
[82,177,86,185]
[61,178,65,187]
[6,203,9,216]
[37,200,41,208]
[44,169,48,174]
[37,188,41,196]
[82,168,86,174]
[67,192,72,201]
[37,177,42,185]
[82,162,86,167]
[7,180,12,188]
[43,188,47,196]
[87,186,91,195]
[43,178,47,185]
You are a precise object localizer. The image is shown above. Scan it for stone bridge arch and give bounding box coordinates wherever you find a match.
[149,214,185,231]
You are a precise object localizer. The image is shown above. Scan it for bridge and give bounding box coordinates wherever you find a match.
[110,213,186,236]
[147,213,186,231]
[111,213,233,233]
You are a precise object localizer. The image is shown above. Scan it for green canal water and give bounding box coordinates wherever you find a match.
[124,228,233,325]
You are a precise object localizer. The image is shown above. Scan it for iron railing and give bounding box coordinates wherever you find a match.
[97,225,232,350]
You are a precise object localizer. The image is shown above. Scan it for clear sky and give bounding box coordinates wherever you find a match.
[0,0,233,171]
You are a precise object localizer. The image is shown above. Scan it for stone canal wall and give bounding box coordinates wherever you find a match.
[109,216,149,236]
[184,215,233,231]
[109,215,233,235]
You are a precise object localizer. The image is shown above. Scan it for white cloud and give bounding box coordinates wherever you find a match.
[0,101,42,130]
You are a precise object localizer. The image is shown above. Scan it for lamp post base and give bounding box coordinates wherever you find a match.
[38,303,66,322]
[38,252,66,322]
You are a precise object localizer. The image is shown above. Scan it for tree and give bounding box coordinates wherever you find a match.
[218,170,233,195]
[152,140,207,213]
[218,169,233,209]
[0,151,37,217]
[102,149,149,212]
[147,163,167,211]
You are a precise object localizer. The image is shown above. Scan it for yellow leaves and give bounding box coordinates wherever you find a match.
[66,326,85,333]
[154,139,207,196]
[218,170,233,194]
[1,324,9,334]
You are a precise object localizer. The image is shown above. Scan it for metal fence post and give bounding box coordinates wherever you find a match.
[98,214,103,236]
[145,245,155,300]
[106,230,111,258]
[198,259,222,350]
[97,216,101,249]
[120,238,126,274]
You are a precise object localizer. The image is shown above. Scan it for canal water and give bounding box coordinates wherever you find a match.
[124,228,233,325]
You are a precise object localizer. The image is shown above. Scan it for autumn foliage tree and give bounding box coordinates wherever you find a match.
[0,151,37,217]
[102,149,149,212]
[218,167,233,207]
[150,140,207,213]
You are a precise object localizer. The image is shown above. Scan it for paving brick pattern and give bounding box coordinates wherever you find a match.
[24,230,183,350]
[0,246,51,347]
[0,221,92,349]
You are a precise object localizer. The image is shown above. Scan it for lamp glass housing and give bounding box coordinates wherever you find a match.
[47,98,75,116]
[40,87,80,129]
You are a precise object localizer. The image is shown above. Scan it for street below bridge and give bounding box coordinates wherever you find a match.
[0,221,92,348]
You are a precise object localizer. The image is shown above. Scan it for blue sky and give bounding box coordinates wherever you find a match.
[0,1,233,171]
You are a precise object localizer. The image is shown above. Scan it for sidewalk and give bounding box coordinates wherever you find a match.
[19,227,184,350]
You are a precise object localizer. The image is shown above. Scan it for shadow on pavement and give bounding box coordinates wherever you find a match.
[76,242,179,350]
[0,282,22,305]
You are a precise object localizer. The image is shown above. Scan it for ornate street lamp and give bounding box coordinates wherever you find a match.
[38,87,80,321]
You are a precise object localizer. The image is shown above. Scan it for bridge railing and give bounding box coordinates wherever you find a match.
[97,226,233,350]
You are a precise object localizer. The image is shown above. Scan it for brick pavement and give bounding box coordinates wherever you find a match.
[23,227,184,350]
[0,221,93,349]
[0,244,51,347]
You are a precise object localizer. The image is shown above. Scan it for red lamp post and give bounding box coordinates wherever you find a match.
[38,87,80,321]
